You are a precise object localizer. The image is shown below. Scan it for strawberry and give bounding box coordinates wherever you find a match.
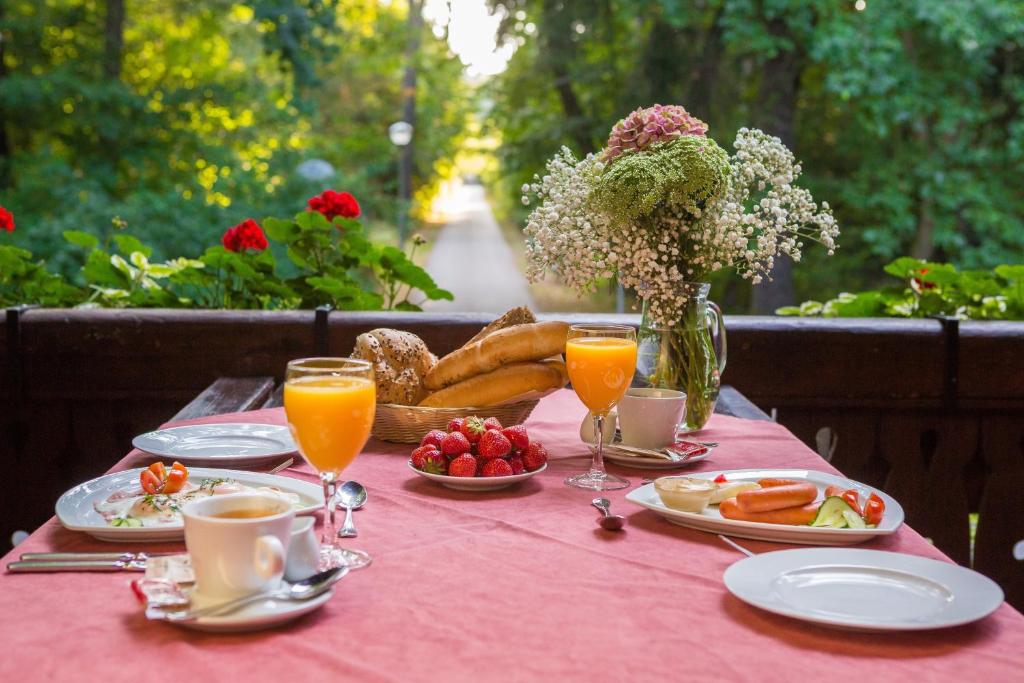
[522,442,548,471]
[448,454,477,477]
[420,429,448,450]
[411,445,439,470]
[501,425,529,450]
[459,416,487,444]
[483,417,503,431]
[447,417,465,433]
[482,459,514,477]
[508,456,525,475]
[477,430,512,459]
[441,431,471,456]
[421,450,447,475]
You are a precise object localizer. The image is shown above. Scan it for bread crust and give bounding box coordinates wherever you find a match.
[418,361,567,408]
[351,328,436,404]
[425,320,569,390]
[463,306,536,347]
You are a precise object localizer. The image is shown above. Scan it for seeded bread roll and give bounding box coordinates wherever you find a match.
[424,320,570,391]
[351,329,437,405]
[418,360,567,408]
[463,306,536,347]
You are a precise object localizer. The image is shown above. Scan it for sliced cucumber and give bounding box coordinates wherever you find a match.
[809,496,861,528]
[110,516,143,528]
[842,509,867,529]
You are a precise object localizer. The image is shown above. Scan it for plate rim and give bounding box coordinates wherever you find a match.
[55,466,322,540]
[624,468,904,540]
[407,460,547,488]
[132,423,297,461]
[723,547,1004,631]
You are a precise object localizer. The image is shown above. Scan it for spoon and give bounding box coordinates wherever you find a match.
[336,481,367,539]
[153,567,347,622]
[591,498,626,531]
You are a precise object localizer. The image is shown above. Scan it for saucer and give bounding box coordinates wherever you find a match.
[592,441,712,469]
[172,587,334,633]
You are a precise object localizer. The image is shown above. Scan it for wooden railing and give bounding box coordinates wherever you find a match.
[2,308,1022,607]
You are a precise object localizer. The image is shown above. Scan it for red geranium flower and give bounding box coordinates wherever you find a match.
[912,268,936,291]
[221,219,268,252]
[307,190,360,221]
[0,206,14,232]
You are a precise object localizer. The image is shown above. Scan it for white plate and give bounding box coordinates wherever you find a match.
[171,588,334,633]
[408,462,547,491]
[594,442,712,469]
[624,468,904,545]
[56,467,323,542]
[724,548,1003,631]
[133,423,297,467]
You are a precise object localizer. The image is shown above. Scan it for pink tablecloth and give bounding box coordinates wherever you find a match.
[2,389,1022,682]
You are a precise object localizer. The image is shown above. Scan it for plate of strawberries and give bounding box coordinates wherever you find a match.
[407,416,548,491]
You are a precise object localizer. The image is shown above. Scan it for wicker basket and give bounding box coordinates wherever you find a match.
[372,400,541,444]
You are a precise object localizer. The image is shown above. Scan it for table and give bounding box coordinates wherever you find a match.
[2,389,1022,682]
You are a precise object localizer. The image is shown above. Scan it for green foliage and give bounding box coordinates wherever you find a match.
[777,258,1024,320]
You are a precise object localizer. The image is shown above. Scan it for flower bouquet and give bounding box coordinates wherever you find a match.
[522,104,839,430]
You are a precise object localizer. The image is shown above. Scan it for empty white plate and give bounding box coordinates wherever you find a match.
[724,548,1003,631]
[133,423,297,467]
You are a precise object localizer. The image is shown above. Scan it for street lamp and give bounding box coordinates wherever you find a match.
[389,121,414,245]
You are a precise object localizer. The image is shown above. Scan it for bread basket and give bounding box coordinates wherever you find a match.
[372,400,541,444]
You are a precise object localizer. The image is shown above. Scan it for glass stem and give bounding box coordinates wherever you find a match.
[591,413,607,476]
[320,471,338,546]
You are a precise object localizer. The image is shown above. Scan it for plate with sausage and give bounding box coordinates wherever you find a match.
[624,468,904,545]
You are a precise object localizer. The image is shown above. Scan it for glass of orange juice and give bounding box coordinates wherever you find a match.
[565,324,637,490]
[284,357,376,570]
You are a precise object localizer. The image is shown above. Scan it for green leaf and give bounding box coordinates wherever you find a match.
[883,257,927,279]
[995,265,1024,283]
[395,300,423,312]
[63,230,99,250]
[376,246,454,301]
[113,234,152,259]
[263,217,300,243]
[83,251,130,288]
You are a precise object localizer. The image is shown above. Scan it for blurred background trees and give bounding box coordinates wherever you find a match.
[1,0,1022,312]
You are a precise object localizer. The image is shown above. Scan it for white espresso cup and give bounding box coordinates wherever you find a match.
[617,388,687,450]
[183,492,294,600]
[284,516,320,583]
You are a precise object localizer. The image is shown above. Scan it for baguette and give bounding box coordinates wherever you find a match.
[418,361,567,408]
[463,307,536,347]
[425,320,570,390]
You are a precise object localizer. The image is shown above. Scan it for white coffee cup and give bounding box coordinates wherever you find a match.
[284,516,320,583]
[579,409,617,445]
[183,492,294,600]
[617,388,686,450]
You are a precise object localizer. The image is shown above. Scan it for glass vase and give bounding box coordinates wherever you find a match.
[635,282,727,432]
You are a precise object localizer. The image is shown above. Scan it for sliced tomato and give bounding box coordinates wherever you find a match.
[864,493,885,526]
[840,490,863,517]
[162,462,189,494]
[140,469,163,495]
[714,474,728,484]
[824,485,845,498]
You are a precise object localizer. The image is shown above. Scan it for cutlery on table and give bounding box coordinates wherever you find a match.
[267,457,295,474]
[148,567,346,622]
[8,558,149,572]
[717,534,756,557]
[20,551,174,562]
[336,481,367,539]
[591,498,626,531]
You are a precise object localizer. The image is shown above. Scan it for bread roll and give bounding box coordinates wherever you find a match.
[425,321,569,390]
[351,329,437,405]
[418,361,567,408]
[463,306,536,347]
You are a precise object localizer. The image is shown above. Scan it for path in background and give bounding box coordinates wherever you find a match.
[422,182,534,313]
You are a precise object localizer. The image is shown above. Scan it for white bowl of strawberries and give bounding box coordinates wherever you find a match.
[407,416,549,491]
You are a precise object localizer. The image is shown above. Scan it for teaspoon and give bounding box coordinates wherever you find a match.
[591,498,625,531]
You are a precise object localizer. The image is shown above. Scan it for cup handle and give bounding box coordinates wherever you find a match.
[254,535,286,581]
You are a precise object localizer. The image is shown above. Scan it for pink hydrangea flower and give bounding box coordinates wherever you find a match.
[602,104,708,161]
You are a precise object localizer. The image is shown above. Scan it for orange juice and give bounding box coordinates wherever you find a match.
[284,375,376,473]
[566,337,637,414]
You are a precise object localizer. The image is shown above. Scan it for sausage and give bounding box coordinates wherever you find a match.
[737,482,818,513]
[719,498,822,525]
[758,478,802,488]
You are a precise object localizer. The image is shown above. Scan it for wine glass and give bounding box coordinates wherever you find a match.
[284,358,376,570]
[564,324,637,490]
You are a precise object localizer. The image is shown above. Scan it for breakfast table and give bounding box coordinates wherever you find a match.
[2,389,1022,682]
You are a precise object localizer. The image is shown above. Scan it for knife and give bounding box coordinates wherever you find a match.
[7,559,147,573]
[20,552,174,562]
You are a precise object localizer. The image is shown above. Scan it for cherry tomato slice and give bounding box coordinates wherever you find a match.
[140,469,163,495]
[714,474,728,484]
[841,490,864,517]
[162,462,189,494]
[864,493,885,526]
